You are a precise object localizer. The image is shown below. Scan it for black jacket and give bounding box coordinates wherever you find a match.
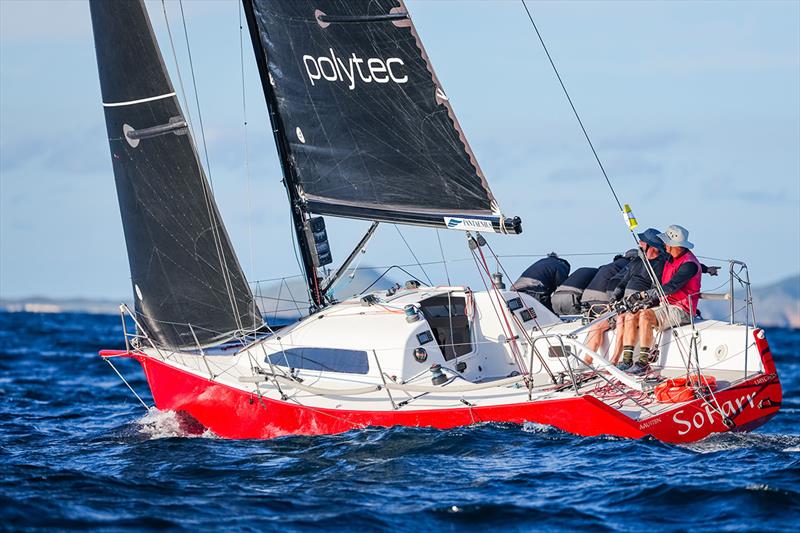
[585,257,629,294]
[555,267,598,293]
[512,256,571,296]
[613,252,668,297]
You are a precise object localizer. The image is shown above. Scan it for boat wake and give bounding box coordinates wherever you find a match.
[135,408,217,440]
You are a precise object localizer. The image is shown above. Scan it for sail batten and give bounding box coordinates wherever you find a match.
[90,0,262,348]
[245,0,518,233]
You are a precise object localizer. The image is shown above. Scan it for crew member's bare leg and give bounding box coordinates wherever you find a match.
[610,315,626,363]
[584,320,609,364]
[623,312,638,347]
[617,312,640,369]
[639,309,657,350]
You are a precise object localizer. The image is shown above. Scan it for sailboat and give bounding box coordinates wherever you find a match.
[92,0,781,443]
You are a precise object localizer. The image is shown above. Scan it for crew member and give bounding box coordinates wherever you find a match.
[613,228,668,365]
[581,250,636,315]
[621,225,702,375]
[551,267,598,316]
[512,253,570,312]
[585,235,664,361]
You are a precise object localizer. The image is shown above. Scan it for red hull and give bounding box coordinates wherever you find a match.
[102,330,782,443]
[113,360,778,444]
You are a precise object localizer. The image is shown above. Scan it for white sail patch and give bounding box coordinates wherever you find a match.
[444,217,494,232]
[303,49,408,90]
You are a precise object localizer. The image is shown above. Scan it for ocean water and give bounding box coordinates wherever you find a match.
[0,312,798,532]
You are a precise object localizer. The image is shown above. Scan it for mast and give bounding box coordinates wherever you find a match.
[241,0,324,309]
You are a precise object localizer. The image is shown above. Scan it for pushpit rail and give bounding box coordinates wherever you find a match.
[528,332,656,415]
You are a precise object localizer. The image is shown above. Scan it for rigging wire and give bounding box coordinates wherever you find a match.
[468,241,527,375]
[287,213,313,307]
[393,224,433,286]
[160,1,196,144]
[161,0,244,334]
[178,0,214,189]
[104,358,151,411]
[520,0,695,374]
[436,229,452,286]
[520,0,622,213]
[238,1,258,331]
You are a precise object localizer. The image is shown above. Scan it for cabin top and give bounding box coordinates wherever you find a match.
[257,287,560,382]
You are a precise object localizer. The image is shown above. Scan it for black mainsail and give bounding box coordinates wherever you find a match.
[89,0,261,348]
[243,0,520,235]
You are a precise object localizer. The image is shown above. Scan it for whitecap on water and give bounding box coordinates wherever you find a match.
[746,483,779,492]
[136,408,217,439]
[682,432,800,454]
[522,421,557,433]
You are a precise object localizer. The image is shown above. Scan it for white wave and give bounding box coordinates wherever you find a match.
[522,421,556,433]
[682,432,800,454]
[746,483,779,492]
[136,408,217,439]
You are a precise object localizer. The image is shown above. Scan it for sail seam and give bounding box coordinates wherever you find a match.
[102,92,176,107]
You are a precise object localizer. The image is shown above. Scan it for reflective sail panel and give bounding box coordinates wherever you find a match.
[247,0,503,223]
[89,0,261,348]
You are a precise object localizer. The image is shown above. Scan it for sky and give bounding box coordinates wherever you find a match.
[1,0,798,301]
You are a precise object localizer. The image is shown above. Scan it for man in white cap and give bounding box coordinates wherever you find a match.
[621,224,702,375]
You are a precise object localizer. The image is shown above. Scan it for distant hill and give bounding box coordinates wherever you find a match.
[0,267,400,321]
[0,296,129,315]
[699,274,800,329]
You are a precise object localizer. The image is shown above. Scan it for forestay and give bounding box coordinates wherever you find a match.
[244,0,520,233]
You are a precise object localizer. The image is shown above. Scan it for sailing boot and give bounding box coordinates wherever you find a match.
[616,346,634,371]
[628,347,651,375]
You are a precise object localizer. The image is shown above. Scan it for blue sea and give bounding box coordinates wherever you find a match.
[0,312,798,531]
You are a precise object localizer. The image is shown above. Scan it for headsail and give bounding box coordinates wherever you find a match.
[244,0,521,234]
[89,0,261,348]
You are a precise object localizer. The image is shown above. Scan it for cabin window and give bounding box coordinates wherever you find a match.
[419,294,472,360]
[265,347,369,374]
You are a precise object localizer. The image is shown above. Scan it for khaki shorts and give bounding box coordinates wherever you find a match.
[653,304,691,330]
